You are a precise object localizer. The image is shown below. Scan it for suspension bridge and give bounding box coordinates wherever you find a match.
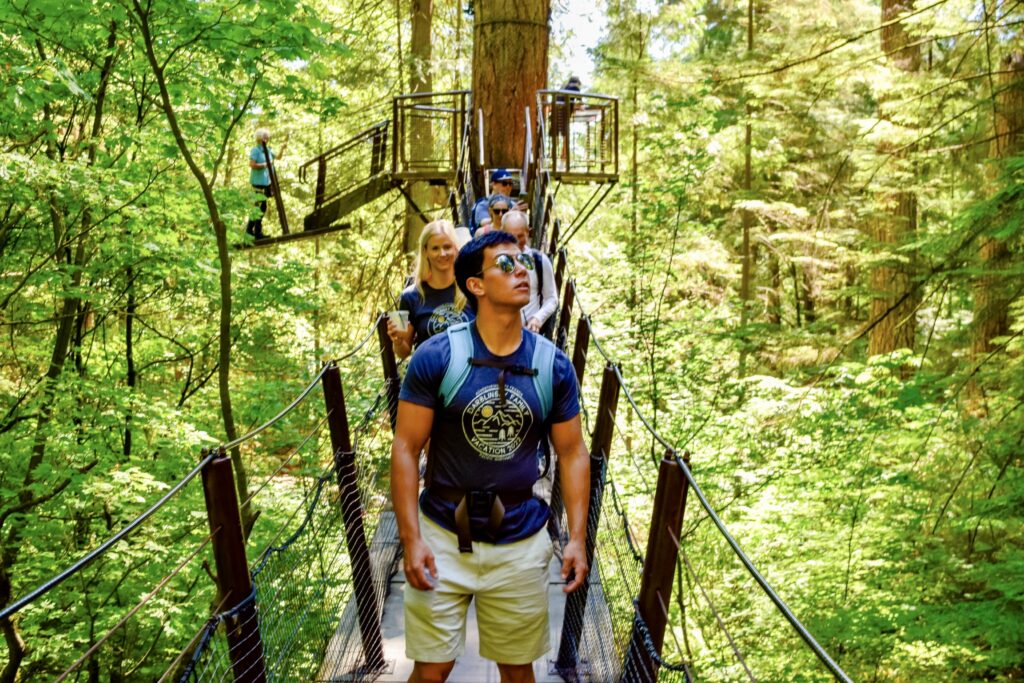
[0,90,854,683]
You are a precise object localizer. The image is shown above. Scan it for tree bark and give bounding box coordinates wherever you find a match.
[972,52,1024,356]
[471,0,550,171]
[404,0,434,252]
[869,0,921,356]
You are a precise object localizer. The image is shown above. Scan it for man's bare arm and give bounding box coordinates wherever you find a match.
[550,415,590,593]
[391,400,436,590]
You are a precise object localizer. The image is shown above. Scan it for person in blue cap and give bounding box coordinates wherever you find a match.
[471,169,518,235]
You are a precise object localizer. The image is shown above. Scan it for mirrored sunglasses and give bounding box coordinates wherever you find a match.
[479,252,535,275]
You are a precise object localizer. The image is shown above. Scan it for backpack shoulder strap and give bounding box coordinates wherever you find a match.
[439,322,474,407]
[531,334,557,422]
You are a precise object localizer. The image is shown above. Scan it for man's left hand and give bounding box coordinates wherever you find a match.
[560,538,589,594]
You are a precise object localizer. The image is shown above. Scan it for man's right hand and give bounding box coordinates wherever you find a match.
[387,318,414,358]
[403,537,438,591]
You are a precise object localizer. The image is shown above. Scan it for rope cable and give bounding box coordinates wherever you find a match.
[0,450,218,622]
[679,547,757,682]
[560,248,854,683]
[221,364,330,451]
[54,529,218,682]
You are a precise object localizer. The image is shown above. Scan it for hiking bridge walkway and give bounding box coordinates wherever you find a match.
[0,90,853,683]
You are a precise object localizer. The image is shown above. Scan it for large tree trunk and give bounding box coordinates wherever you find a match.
[471,0,550,171]
[404,0,434,253]
[868,0,921,356]
[973,52,1024,356]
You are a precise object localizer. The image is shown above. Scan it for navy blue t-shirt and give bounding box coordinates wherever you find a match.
[399,324,580,543]
[399,283,474,347]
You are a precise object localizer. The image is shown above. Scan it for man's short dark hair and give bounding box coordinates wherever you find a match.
[455,231,518,311]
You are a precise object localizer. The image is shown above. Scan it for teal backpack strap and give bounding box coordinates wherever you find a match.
[531,335,556,422]
[439,322,474,407]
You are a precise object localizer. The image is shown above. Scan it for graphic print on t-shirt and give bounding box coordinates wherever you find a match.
[427,303,468,336]
[462,384,534,460]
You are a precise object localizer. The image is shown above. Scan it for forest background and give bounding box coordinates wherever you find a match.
[0,0,1022,680]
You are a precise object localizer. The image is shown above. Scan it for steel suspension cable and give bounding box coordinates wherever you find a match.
[678,547,756,681]
[0,450,218,622]
[563,256,854,683]
[53,530,219,682]
[221,364,331,451]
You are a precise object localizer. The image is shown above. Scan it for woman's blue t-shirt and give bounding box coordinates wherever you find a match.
[398,282,474,347]
[399,324,580,543]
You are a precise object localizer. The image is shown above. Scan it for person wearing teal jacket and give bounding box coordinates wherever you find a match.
[246,128,273,239]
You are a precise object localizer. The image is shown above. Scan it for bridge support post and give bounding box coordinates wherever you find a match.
[553,247,568,299]
[200,447,267,683]
[623,450,690,682]
[549,314,591,545]
[322,363,387,672]
[555,362,620,678]
[571,315,590,389]
[556,279,576,353]
[376,314,401,431]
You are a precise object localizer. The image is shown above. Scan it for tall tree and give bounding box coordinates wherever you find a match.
[868,0,921,356]
[972,52,1024,357]
[404,0,434,253]
[471,0,550,172]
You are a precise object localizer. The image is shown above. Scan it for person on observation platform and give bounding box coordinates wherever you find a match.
[389,220,475,360]
[391,231,591,683]
[551,77,581,167]
[246,128,274,239]
[499,210,557,338]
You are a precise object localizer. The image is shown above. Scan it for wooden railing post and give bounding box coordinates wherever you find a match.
[322,363,386,671]
[262,140,289,236]
[377,314,401,431]
[571,315,590,389]
[555,363,621,675]
[623,450,690,682]
[547,216,561,255]
[315,159,327,210]
[557,279,576,353]
[200,448,267,683]
[553,248,568,299]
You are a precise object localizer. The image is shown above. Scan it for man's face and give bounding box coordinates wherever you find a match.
[493,179,513,196]
[503,222,529,251]
[474,243,530,310]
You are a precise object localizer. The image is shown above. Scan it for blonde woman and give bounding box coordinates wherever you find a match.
[388,220,474,359]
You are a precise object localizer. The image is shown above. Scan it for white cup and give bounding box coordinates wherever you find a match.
[388,310,410,332]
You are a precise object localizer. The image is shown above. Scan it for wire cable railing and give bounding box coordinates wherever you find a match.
[3,316,387,681]
[558,253,854,682]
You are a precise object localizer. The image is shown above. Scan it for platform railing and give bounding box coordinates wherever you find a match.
[392,90,471,182]
[536,90,619,183]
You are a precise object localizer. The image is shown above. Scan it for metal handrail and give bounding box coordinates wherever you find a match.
[297,120,390,183]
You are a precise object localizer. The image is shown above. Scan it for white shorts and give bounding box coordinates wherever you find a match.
[404,513,553,664]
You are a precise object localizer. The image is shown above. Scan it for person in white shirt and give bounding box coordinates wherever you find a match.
[500,211,558,336]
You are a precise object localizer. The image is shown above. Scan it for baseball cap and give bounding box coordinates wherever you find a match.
[490,168,513,183]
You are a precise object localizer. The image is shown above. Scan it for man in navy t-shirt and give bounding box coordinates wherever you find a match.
[392,231,591,682]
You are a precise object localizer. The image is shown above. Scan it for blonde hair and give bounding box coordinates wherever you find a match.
[254,128,270,142]
[412,220,466,312]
